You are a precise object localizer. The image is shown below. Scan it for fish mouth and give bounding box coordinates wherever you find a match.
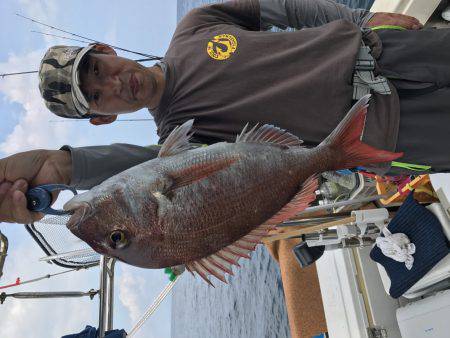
[64,201,93,232]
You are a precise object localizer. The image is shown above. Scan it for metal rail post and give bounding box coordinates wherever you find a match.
[0,231,8,279]
[98,256,116,338]
[0,289,97,304]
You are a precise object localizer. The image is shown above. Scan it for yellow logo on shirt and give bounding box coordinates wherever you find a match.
[207,34,237,60]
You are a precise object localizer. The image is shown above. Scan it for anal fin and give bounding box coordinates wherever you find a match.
[186,225,273,286]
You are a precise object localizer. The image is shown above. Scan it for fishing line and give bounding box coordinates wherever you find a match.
[48,118,154,123]
[1,14,163,78]
[1,70,38,78]
[127,277,180,337]
[0,268,80,290]
[31,31,157,63]
[16,13,162,60]
[31,30,91,45]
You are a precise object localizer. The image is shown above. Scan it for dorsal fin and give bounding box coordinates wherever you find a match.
[158,119,195,157]
[186,225,275,286]
[236,123,304,148]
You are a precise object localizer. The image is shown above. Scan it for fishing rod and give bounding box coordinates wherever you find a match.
[31,31,157,63]
[0,15,163,78]
[31,30,91,45]
[16,13,162,60]
[0,268,79,290]
[127,277,180,337]
[1,70,38,78]
[48,118,154,123]
[0,231,8,279]
[1,60,157,79]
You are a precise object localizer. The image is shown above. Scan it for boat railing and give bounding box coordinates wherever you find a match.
[22,215,114,338]
[0,230,8,279]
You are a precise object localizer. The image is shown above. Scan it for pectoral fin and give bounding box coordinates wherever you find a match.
[169,156,239,191]
[264,175,318,226]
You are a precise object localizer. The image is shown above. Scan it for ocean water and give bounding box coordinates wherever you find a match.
[171,246,291,338]
[171,1,375,337]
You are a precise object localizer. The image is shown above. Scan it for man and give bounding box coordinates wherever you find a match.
[0,0,447,225]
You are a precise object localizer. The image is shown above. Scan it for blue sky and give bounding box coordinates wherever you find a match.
[0,1,177,337]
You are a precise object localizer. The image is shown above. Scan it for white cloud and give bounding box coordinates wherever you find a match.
[0,50,74,155]
[0,236,99,338]
[18,0,61,47]
[118,265,172,338]
[119,265,147,324]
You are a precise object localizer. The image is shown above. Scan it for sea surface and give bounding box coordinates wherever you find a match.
[171,246,291,338]
[171,1,374,337]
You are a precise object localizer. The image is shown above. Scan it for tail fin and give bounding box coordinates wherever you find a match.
[319,95,403,170]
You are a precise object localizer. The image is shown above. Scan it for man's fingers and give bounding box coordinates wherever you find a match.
[367,12,423,30]
[2,179,40,224]
[11,179,44,224]
[0,182,12,203]
[2,180,27,217]
[404,14,422,26]
[394,14,422,29]
[0,158,7,182]
[0,182,13,222]
[11,179,28,195]
[31,211,45,223]
[399,15,422,29]
[9,179,34,224]
[11,190,44,224]
[11,190,34,224]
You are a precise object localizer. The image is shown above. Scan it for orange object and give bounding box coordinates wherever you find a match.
[376,175,438,205]
[265,240,327,337]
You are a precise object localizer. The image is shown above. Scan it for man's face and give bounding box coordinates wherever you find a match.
[79,52,157,115]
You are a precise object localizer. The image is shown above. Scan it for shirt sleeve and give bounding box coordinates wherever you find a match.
[259,0,374,30]
[175,0,262,34]
[61,144,161,190]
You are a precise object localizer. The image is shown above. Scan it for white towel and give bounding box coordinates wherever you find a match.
[376,227,416,270]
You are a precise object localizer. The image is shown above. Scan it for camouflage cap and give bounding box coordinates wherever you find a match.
[39,45,95,118]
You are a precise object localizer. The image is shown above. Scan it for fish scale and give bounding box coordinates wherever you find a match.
[162,146,300,244]
[64,95,403,284]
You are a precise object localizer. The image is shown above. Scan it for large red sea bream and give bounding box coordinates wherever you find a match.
[64,95,402,285]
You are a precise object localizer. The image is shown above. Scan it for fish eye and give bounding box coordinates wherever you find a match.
[110,230,128,249]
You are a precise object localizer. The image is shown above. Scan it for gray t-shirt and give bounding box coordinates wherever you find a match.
[64,0,374,189]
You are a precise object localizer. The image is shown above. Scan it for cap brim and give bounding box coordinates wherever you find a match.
[71,44,95,116]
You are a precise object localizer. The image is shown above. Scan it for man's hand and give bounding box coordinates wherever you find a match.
[367,12,423,30]
[0,150,72,224]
